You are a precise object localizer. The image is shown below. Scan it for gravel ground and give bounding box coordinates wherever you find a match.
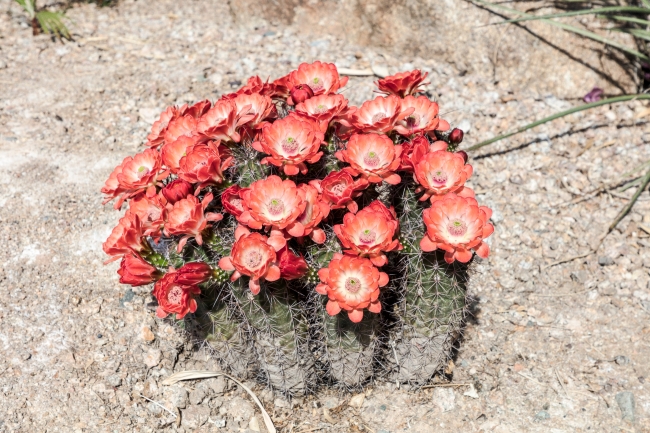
[1,0,650,432]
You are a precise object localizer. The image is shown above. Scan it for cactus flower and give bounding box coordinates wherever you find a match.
[449,128,464,145]
[232,92,276,130]
[336,133,402,185]
[221,185,245,217]
[174,262,213,285]
[218,226,282,294]
[161,135,201,174]
[161,179,192,204]
[287,61,348,101]
[394,95,440,136]
[153,270,201,319]
[334,201,402,267]
[420,193,494,263]
[311,170,368,213]
[349,95,412,134]
[178,141,233,191]
[398,135,430,172]
[146,105,184,149]
[164,115,199,146]
[414,150,474,201]
[102,213,146,263]
[238,175,306,237]
[289,84,314,105]
[118,253,160,286]
[252,115,324,175]
[126,193,166,238]
[278,247,309,280]
[197,99,242,143]
[165,193,223,251]
[294,184,330,244]
[315,253,388,323]
[375,70,429,97]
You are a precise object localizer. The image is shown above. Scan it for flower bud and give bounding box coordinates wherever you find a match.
[175,262,213,285]
[278,247,309,280]
[449,128,464,146]
[290,84,314,105]
[117,253,160,286]
[162,179,192,204]
[457,150,469,164]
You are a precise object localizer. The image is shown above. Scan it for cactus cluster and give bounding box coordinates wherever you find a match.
[101,62,494,396]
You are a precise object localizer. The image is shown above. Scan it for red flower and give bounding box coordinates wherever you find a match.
[196,99,242,143]
[365,200,398,224]
[420,193,494,263]
[164,193,223,252]
[153,271,201,319]
[178,141,234,191]
[118,253,160,286]
[221,185,245,217]
[233,76,277,97]
[126,193,166,238]
[449,128,464,145]
[252,115,324,175]
[349,95,411,134]
[287,61,348,101]
[293,94,355,132]
[161,179,192,204]
[161,135,202,174]
[270,73,292,99]
[218,226,282,294]
[101,156,128,207]
[315,253,388,323]
[333,202,402,267]
[311,170,368,213]
[175,262,213,285]
[103,213,146,263]
[398,135,430,172]
[238,175,307,239]
[289,84,314,105]
[375,70,429,97]
[164,115,199,147]
[293,183,330,244]
[414,150,473,201]
[232,92,276,131]
[336,133,402,185]
[146,106,184,149]
[278,247,309,280]
[394,96,440,136]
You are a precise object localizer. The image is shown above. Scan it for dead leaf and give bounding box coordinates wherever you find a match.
[322,407,336,424]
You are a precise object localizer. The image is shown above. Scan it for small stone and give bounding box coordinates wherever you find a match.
[433,387,456,412]
[348,393,365,408]
[147,402,163,415]
[615,355,630,366]
[181,405,210,429]
[189,387,207,405]
[371,64,389,78]
[169,386,189,409]
[463,384,479,399]
[142,326,155,342]
[598,256,615,266]
[248,416,260,432]
[0,60,7,69]
[207,375,228,394]
[615,391,635,422]
[107,374,122,387]
[570,270,589,284]
[534,410,550,421]
[273,397,290,409]
[456,119,471,134]
[210,418,227,428]
[509,175,523,185]
[144,348,162,368]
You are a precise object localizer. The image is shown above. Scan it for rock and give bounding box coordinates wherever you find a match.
[141,326,155,342]
[169,386,189,409]
[147,401,163,415]
[534,410,550,421]
[371,64,389,78]
[273,397,290,409]
[463,384,479,399]
[616,392,635,422]
[598,256,615,266]
[227,396,255,422]
[433,387,456,412]
[0,60,7,69]
[615,355,630,366]
[107,374,122,387]
[207,375,228,394]
[181,405,210,429]
[211,418,227,428]
[456,119,471,134]
[189,387,207,405]
[144,348,162,368]
[509,175,523,185]
[248,416,260,431]
[570,270,589,284]
[349,393,366,408]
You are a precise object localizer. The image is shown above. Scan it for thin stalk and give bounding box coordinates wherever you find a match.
[467,94,650,151]
[609,15,650,26]
[492,6,650,25]
[609,166,650,232]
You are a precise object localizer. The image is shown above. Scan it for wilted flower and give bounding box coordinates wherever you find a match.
[278,247,309,280]
[583,87,604,103]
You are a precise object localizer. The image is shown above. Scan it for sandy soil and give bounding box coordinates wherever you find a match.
[1,0,650,432]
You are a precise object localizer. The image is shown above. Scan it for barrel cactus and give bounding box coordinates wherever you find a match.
[101,62,494,396]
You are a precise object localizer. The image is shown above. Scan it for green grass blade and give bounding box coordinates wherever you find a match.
[35,11,71,39]
[14,0,35,17]
[608,15,650,26]
[620,28,650,42]
[492,6,650,25]
[467,94,650,152]
[472,0,649,60]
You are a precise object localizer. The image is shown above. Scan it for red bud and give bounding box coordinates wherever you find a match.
[457,150,468,164]
[449,128,464,145]
[290,84,314,105]
[162,179,192,204]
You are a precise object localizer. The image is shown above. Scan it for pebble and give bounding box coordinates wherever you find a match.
[598,256,615,266]
[189,387,206,405]
[168,386,188,409]
[181,405,210,429]
[141,326,155,342]
[143,348,162,368]
[107,374,122,387]
[615,355,630,366]
[456,119,471,134]
[349,393,366,408]
[248,415,260,432]
[0,60,7,69]
[433,387,456,412]
[615,391,635,422]
[534,410,550,421]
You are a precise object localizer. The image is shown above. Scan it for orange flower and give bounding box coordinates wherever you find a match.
[218,226,282,294]
[101,156,128,208]
[333,202,401,267]
[126,193,166,239]
[394,96,440,136]
[161,179,192,204]
[238,176,306,239]
[310,171,368,213]
[232,92,276,131]
[375,70,429,97]
[336,133,402,185]
[178,141,233,191]
[252,116,324,175]
[161,135,202,174]
[271,73,292,99]
[153,270,201,319]
[413,150,473,201]
[118,253,160,286]
[398,135,430,172]
[164,115,199,146]
[231,76,277,98]
[102,213,146,263]
[420,193,494,263]
[146,105,184,149]
[293,184,330,244]
[146,101,211,149]
[349,95,412,134]
[197,99,242,143]
[221,185,245,217]
[165,193,223,252]
[278,246,309,280]
[315,254,388,323]
[294,94,355,132]
[287,61,348,103]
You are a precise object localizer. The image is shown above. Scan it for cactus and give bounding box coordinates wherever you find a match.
[384,183,469,385]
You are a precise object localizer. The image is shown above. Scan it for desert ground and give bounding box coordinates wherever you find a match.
[1,0,650,432]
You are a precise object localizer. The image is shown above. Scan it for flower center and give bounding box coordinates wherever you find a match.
[406,114,420,128]
[266,198,285,216]
[430,170,448,185]
[359,229,376,244]
[364,151,380,167]
[447,220,467,237]
[314,104,328,114]
[371,112,386,124]
[245,250,263,268]
[167,286,183,304]
[329,182,347,196]
[345,277,361,293]
[229,197,244,212]
[309,77,323,92]
[281,136,299,154]
[137,166,150,177]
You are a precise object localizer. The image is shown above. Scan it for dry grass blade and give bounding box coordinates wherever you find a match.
[162,370,276,433]
[608,165,650,233]
[491,6,650,25]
